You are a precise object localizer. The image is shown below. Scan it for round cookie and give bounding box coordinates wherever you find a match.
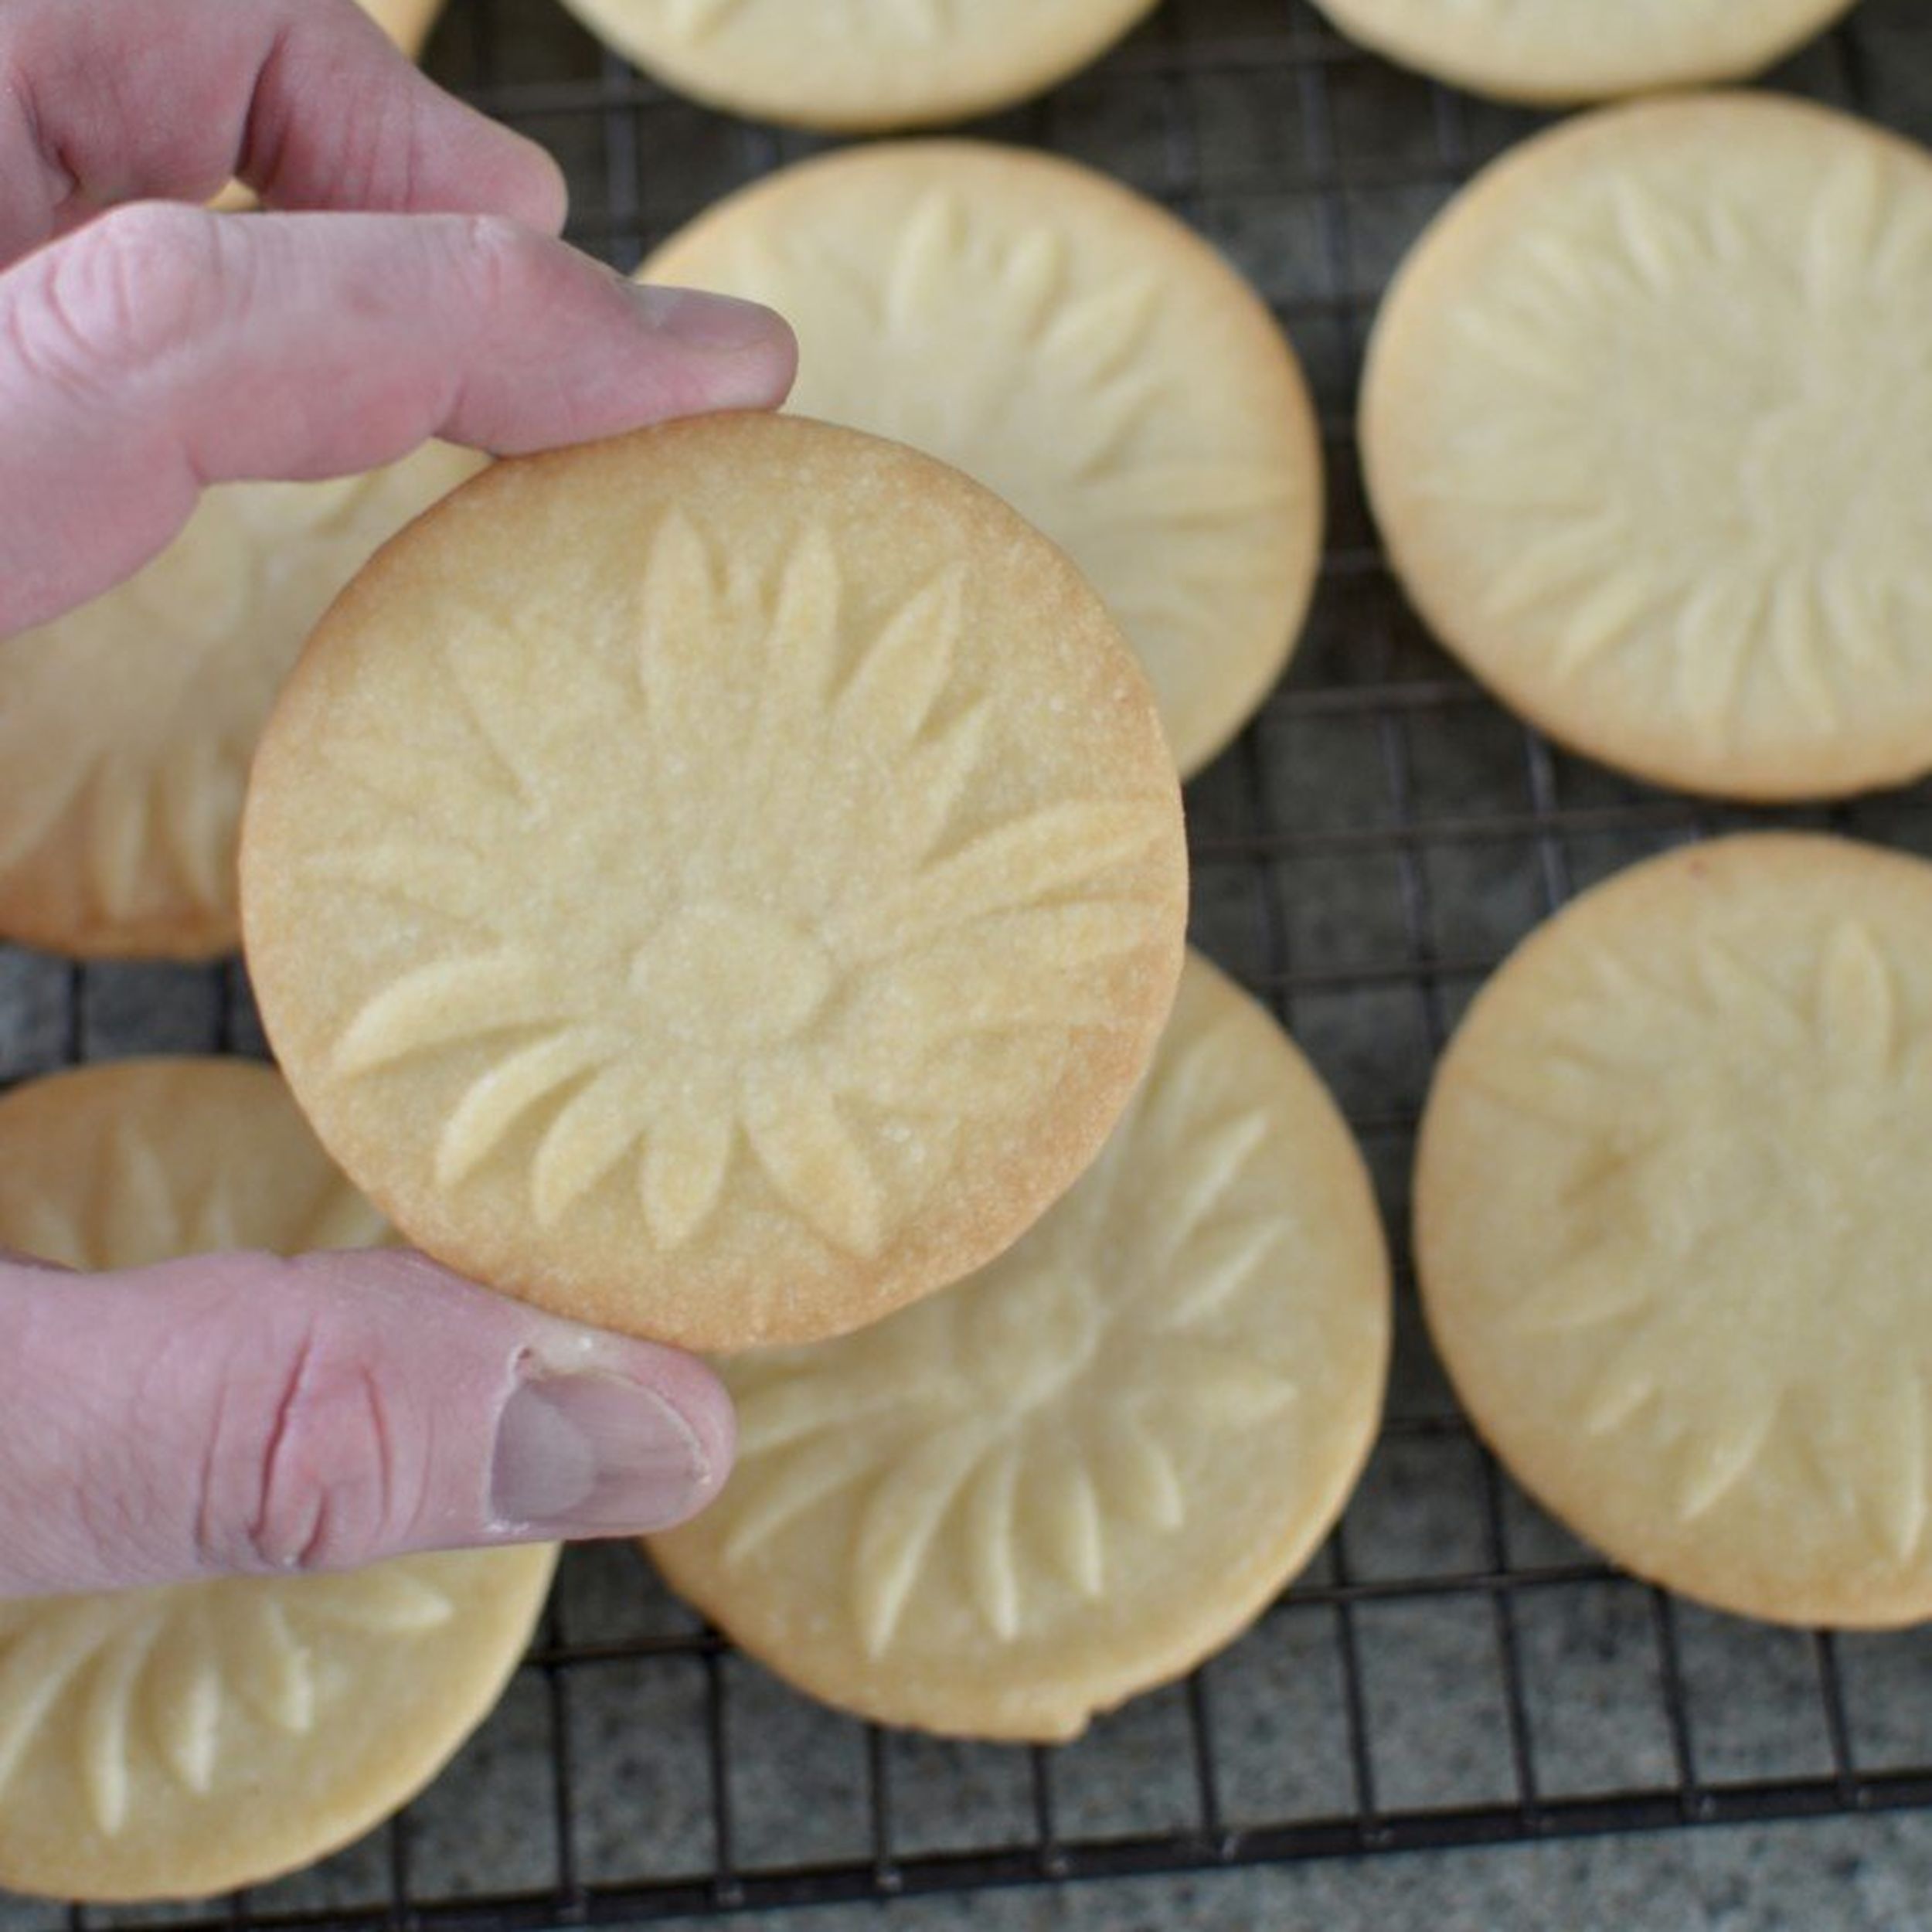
[1417,835,1932,1628]
[1362,94,1932,804]
[0,1060,556,1903]
[0,443,481,959]
[646,143,1322,777]
[1309,0,1855,104]
[241,413,1189,1353]
[550,0,1160,133]
[649,951,1391,1741]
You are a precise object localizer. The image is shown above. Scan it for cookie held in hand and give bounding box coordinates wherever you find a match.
[242,413,1189,1352]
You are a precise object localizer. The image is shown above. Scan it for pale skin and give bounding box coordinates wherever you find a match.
[0,0,800,1596]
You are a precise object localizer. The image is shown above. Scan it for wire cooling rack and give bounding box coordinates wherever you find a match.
[9,0,1932,1925]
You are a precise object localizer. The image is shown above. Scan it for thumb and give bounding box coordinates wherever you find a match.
[0,1248,734,1597]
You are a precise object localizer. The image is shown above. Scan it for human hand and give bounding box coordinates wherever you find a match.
[0,0,797,634]
[0,0,788,1594]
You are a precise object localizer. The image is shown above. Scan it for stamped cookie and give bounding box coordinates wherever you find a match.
[0,1060,556,1902]
[648,952,1391,1741]
[646,145,1322,777]
[1417,835,1932,1628]
[241,413,1188,1352]
[549,0,1159,132]
[0,443,481,959]
[1362,95,1932,803]
[1310,0,1855,104]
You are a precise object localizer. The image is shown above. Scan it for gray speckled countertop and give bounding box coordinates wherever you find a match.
[9,0,1932,1927]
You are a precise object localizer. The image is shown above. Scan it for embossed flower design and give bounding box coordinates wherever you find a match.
[1423,141,1932,745]
[708,1014,1303,1656]
[0,1568,454,1837]
[1478,916,1932,1555]
[314,512,1172,1262]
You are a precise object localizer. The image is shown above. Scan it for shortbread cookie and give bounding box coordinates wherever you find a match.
[1362,95,1932,803]
[0,443,481,959]
[648,952,1391,1741]
[551,0,1159,132]
[241,413,1188,1352]
[0,1060,556,1902]
[1311,0,1855,104]
[646,144,1321,777]
[1417,835,1932,1628]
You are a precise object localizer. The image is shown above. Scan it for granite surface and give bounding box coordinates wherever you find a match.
[7,0,1932,1928]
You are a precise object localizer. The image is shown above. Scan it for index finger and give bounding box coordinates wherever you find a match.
[0,0,566,264]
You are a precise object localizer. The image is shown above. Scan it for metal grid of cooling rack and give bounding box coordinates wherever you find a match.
[10,0,1932,1925]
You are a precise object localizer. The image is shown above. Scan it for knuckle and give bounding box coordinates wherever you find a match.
[201,1297,409,1576]
[14,203,227,394]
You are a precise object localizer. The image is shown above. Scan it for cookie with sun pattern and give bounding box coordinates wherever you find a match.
[1362,94,1932,801]
[0,1060,555,1903]
[241,413,1188,1352]
[0,442,480,958]
[1309,0,1854,105]
[648,952,1391,1741]
[1417,835,1932,1628]
[646,142,1323,777]
[550,0,1159,132]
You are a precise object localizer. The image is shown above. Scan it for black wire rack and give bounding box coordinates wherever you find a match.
[9,0,1932,1926]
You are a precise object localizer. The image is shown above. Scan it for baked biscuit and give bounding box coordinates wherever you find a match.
[649,952,1391,1741]
[241,413,1188,1352]
[1418,835,1932,1627]
[1362,95,1932,802]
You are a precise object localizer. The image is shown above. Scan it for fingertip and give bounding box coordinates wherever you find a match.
[629,284,800,410]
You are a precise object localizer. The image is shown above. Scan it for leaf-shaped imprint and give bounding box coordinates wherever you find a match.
[82,1614,162,1834]
[1670,1404,1778,1524]
[147,1610,222,1794]
[296,1567,455,1635]
[852,1423,988,1656]
[335,955,564,1077]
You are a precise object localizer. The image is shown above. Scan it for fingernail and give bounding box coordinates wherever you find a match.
[631,282,788,354]
[491,1372,710,1534]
